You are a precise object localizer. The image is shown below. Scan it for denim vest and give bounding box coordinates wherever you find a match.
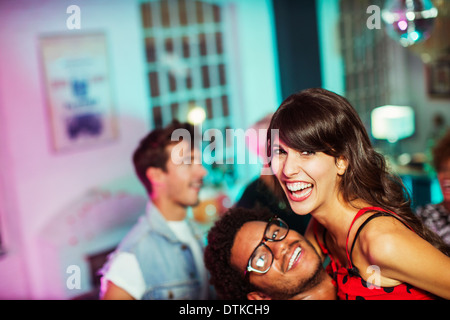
[112,203,210,299]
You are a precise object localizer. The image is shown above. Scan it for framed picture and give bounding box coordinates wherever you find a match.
[426,56,450,98]
[39,32,118,152]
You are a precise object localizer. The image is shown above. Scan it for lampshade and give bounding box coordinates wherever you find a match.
[371,105,415,142]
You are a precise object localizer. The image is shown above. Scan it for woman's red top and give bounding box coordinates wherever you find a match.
[314,207,436,300]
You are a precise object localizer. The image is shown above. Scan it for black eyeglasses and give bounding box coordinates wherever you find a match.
[244,216,289,280]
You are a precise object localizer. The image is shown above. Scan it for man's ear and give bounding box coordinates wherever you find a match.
[146,167,165,185]
[247,291,272,300]
[336,156,348,176]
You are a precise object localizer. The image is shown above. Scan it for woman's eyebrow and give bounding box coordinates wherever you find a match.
[273,143,287,150]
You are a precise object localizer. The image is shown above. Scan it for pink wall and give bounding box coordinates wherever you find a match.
[0,0,281,299]
[0,0,150,298]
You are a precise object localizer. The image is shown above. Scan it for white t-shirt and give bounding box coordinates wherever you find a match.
[100,220,208,300]
[100,251,145,299]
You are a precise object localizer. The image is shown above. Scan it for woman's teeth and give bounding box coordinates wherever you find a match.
[286,182,313,198]
[286,182,312,192]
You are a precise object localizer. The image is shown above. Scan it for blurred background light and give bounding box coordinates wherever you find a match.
[371,105,415,142]
[187,105,206,125]
[382,0,438,47]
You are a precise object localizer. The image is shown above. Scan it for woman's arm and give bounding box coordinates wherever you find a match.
[361,216,450,299]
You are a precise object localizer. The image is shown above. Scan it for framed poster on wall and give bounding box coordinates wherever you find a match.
[427,56,450,99]
[39,32,118,152]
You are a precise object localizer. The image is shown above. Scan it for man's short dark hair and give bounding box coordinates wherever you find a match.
[132,120,196,195]
[204,207,273,299]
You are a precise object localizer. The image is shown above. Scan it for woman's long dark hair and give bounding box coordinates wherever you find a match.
[267,88,450,256]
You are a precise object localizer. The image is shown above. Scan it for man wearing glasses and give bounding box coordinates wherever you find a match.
[205,207,336,300]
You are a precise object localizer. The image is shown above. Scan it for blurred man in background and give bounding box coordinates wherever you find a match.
[100,120,213,299]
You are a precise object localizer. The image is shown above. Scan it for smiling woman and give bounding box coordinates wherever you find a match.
[270,137,347,216]
[267,88,450,300]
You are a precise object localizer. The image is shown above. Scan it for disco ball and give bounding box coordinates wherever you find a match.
[382,0,438,47]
